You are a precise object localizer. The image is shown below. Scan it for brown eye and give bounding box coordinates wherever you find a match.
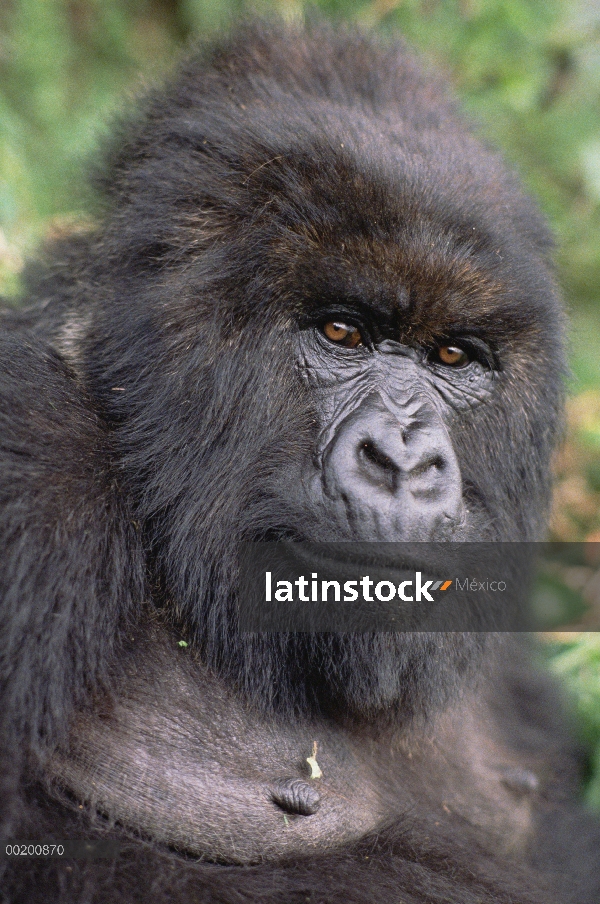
[322,321,363,348]
[436,345,470,367]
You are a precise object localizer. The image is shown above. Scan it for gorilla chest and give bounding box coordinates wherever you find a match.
[47,629,535,864]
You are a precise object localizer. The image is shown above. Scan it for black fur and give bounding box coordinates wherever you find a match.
[1,19,598,904]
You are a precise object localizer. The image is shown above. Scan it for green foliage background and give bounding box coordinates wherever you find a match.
[1,0,600,804]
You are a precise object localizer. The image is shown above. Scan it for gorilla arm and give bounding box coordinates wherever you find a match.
[0,332,144,804]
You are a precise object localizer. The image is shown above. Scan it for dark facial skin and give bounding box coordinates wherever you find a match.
[295,326,495,541]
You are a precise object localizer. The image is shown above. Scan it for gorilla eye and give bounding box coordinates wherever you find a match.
[434,345,470,367]
[322,321,363,348]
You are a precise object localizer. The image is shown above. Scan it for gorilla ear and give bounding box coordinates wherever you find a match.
[0,335,145,758]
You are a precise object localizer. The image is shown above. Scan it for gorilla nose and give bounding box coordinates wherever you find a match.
[356,424,449,495]
[321,399,463,538]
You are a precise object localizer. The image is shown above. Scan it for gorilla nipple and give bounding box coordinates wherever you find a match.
[270,778,321,816]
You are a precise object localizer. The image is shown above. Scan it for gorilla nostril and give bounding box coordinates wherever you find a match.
[411,455,445,478]
[360,440,399,476]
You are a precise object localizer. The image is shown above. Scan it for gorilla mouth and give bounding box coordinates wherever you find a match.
[238,538,528,634]
[278,539,447,577]
[274,540,451,600]
[238,539,451,634]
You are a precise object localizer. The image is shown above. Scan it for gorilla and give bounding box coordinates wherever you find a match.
[1,18,599,904]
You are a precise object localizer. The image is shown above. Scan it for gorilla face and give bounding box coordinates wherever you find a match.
[291,329,486,542]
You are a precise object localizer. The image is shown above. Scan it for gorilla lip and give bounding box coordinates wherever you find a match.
[271,541,455,598]
[277,539,448,577]
[237,541,545,631]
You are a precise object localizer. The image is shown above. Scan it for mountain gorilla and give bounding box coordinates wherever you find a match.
[1,18,599,904]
